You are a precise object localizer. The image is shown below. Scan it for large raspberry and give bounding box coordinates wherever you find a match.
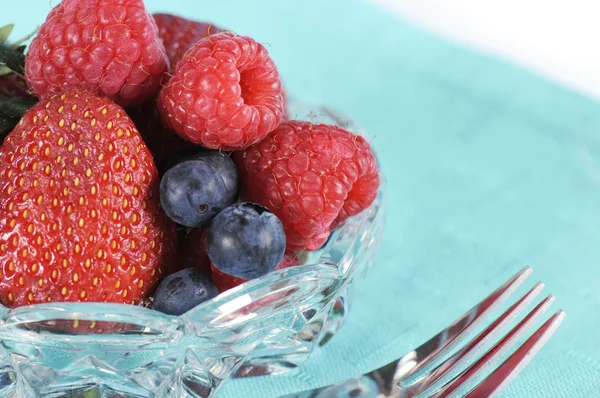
[235,121,379,251]
[153,13,221,72]
[157,32,284,151]
[25,0,168,107]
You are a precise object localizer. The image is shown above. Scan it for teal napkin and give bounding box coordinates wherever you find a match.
[6,1,600,397]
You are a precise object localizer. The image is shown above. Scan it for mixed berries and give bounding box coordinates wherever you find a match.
[0,1,380,316]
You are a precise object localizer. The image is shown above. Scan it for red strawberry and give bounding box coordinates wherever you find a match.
[127,99,194,170]
[24,0,168,107]
[0,90,176,307]
[211,250,300,293]
[0,74,32,99]
[153,13,221,72]
[178,227,211,274]
[157,32,284,151]
[235,121,379,251]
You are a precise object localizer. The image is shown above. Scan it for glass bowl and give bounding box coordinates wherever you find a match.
[0,104,385,398]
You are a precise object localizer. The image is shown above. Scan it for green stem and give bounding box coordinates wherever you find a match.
[0,96,36,119]
[0,41,25,76]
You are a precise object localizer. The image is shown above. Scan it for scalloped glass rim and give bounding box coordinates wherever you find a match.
[0,101,386,397]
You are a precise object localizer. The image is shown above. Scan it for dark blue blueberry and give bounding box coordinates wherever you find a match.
[160,149,239,201]
[207,202,286,279]
[160,157,238,227]
[194,150,239,204]
[154,268,219,315]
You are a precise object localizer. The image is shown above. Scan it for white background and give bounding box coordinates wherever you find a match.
[372,0,600,100]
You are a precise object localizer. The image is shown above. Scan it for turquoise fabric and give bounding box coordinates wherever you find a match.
[6,1,600,396]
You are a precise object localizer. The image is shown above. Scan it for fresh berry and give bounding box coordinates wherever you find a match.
[178,227,210,273]
[235,121,379,251]
[160,149,239,192]
[127,100,194,170]
[193,149,239,202]
[0,90,176,307]
[157,32,284,150]
[0,74,32,99]
[210,250,299,292]
[153,13,221,71]
[160,152,239,227]
[207,203,286,279]
[154,268,218,315]
[25,0,168,107]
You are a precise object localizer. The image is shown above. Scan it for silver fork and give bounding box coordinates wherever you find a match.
[285,267,564,398]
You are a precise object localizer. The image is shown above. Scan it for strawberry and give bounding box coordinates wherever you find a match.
[24,0,168,107]
[0,89,176,307]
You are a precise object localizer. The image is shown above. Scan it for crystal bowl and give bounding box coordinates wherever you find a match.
[0,105,385,398]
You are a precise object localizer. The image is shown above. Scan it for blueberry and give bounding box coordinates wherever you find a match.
[154,268,219,315]
[194,150,239,204]
[207,202,286,279]
[160,156,238,227]
[160,149,239,200]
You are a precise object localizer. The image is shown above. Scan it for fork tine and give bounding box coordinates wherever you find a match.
[429,295,555,398]
[399,267,532,384]
[408,282,545,397]
[464,310,566,398]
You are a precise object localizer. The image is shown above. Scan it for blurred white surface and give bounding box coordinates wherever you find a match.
[371,0,600,99]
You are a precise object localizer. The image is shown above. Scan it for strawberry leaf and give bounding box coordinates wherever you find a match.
[0,96,36,119]
[11,26,38,48]
[0,25,14,44]
[0,42,25,76]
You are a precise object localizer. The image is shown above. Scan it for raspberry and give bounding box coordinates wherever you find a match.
[210,250,300,292]
[24,0,168,107]
[157,32,284,151]
[235,121,379,251]
[153,13,221,71]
